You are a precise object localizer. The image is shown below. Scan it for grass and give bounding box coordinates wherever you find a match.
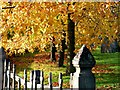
[95,73,120,88]
[92,47,120,88]
[11,52,68,87]
[93,48,119,65]
[11,47,120,88]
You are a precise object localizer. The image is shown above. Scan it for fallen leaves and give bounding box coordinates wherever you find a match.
[96,87,113,90]
[11,52,119,89]
[92,65,114,73]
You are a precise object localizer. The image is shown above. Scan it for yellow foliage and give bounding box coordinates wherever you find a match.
[0,2,119,55]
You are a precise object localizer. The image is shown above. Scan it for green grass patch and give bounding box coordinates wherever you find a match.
[108,65,120,74]
[92,50,119,65]
[92,47,120,88]
[95,73,120,88]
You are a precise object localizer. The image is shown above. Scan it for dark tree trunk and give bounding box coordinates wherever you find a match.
[50,36,57,62]
[66,13,76,74]
[58,50,64,67]
[58,31,67,67]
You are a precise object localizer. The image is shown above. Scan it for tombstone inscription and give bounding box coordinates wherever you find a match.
[71,45,96,90]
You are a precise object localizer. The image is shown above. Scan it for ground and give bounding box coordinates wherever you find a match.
[10,48,120,89]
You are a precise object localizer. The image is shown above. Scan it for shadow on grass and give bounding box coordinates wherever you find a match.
[10,47,120,88]
[92,48,120,88]
[11,52,38,76]
[10,51,68,87]
[95,73,120,88]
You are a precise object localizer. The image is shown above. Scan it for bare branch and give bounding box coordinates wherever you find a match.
[2,6,15,9]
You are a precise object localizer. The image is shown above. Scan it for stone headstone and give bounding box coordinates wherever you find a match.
[109,40,120,53]
[101,39,120,53]
[101,43,108,53]
[70,45,96,90]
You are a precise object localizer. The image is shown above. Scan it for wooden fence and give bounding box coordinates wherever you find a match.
[2,59,63,90]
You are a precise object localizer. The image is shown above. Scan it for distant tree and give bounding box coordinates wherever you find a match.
[58,30,67,67]
[50,36,57,62]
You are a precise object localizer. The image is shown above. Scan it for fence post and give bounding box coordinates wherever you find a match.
[70,73,73,89]
[59,73,63,90]
[7,62,10,90]
[71,45,96,90]
[30,71,33,90]
[1,59,4,90]
[12,64,16,90]
[18,78,21,90]
[48,72,52,90]
[3,59,6,88]
[34,70,37,90]
[0,47,6,90]
[40,70,44,90]
[24,69,27,90]
[3,59,7,88]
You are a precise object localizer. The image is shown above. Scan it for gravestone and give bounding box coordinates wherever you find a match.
[101,37,109,53]
[101,38,120,53]
[70,45,96,90]
[101,43,108,53]
[109,39,120,53]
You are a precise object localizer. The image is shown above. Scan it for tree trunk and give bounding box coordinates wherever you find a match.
[50,36,56,62]
[66,13,76,74]
[58,32,67,67]
[58,50,64,67]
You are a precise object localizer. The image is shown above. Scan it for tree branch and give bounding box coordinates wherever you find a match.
[2,6,15,9]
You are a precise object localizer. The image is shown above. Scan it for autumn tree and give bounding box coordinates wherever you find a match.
[0,1,119,73]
